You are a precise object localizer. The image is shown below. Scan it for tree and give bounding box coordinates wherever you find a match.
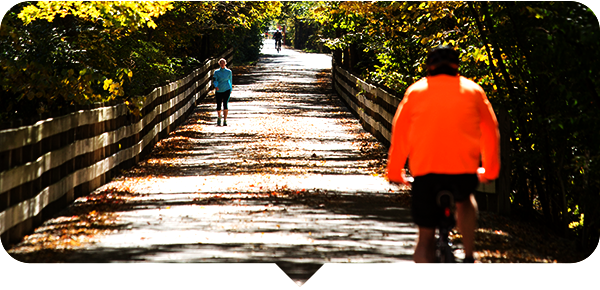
[314,1,600,254]
[0,1,280,121]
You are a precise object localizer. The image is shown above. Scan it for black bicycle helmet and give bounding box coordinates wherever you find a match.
[426,45,459,76]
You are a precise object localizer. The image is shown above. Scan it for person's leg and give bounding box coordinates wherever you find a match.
[414,227,436,263]
[222,91,230,125]
[216,92,223,125]
[410,175,438,263]
[455,194,478,260]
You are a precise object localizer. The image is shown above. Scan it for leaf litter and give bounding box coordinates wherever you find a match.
[6,59,586,264]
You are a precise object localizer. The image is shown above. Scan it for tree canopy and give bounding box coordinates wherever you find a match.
[297,1,599,254]
[1,1,598,255]
[1,1,280,119]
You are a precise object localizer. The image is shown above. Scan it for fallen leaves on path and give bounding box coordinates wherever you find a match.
[6,59,588,265]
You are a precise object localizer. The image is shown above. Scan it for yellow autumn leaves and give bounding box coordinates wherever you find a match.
[18,1,174,31]
[103,69,133,99]
[103,79,123,97]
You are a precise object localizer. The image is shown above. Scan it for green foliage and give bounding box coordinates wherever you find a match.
[1,0,597,254]
[312,1,600,253]
[0,1,281,121]
[275,2,333,52]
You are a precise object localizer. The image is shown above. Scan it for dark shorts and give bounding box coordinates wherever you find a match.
[216,90,231,111]
[410,173,479,228]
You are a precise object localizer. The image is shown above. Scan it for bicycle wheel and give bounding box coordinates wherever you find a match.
[436,190,456,263]
[437,244,456,263]
[442,246,456,263]
[436,227,456,263]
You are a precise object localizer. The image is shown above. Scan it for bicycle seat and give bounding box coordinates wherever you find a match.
[436,190,455,208]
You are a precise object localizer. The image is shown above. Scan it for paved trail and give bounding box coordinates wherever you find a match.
[7,40,420,286]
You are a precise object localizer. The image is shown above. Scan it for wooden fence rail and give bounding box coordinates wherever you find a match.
[332,59,510,215]
[0,49,234,248]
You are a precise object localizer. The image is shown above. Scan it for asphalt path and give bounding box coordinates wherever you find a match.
[6,39,421,287]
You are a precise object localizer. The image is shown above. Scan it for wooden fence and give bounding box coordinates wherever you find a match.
[332,59,511,215]
[0,49,234,248]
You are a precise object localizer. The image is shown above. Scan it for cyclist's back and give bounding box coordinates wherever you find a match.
[387,74,499,179]
[387,45,500,263]
[273,30,283,50]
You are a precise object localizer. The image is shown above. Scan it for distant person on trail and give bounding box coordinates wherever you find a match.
[213,58,232,126]
[273,29,283,49]
[386,45,500,263]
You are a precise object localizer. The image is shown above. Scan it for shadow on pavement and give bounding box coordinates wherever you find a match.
[6,41,414,287]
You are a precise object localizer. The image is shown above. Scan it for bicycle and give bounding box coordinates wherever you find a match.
[405,176,457,263]
[275,39,282,53]
[435,189,456,263]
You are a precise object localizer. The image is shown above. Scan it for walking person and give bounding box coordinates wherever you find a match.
[387,45,500,263]
[213,58,232,126]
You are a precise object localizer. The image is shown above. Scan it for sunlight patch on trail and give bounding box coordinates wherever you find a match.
[117,174,398,195]
[8,39,414,267]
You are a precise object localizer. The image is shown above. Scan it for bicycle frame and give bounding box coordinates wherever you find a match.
[404,176,458,263]
[436,190,456,263]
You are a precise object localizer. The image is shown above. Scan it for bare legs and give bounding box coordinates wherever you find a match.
[413,194,478,263]
[414,227,436,263]
[217,109,228,125]
[455,194,478,260]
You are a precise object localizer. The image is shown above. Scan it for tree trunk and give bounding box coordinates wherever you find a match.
[334,28,343,65]
[470,2,515,216]
[515,168,533,219]
[532,170,553,226]
[556,153,569,236]
[506,2,565,234]
[294,18,301,49]
[349,43,358,72]
[497,107,511,216]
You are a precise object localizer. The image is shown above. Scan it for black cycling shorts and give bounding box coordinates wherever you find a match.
[410,173,479,228]
[216,89,231,111]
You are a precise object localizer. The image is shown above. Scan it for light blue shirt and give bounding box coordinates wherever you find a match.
[213,68,232,93]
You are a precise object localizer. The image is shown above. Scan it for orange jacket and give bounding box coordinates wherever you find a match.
[387,75,500,181]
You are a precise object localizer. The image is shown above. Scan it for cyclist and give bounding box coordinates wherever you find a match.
[387,45,500,263]
[273,29,283,50]
[213,58,232,126]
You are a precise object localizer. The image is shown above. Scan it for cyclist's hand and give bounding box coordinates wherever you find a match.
[477,167,489,183]
[396,169,412,187]
[388,169,412,187]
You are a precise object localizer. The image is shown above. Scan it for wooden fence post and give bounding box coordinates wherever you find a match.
[332,61,509,214]
[0,50,233,248]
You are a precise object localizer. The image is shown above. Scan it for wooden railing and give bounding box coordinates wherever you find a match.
[332,59,510,215]
[332,60,400,148]
[0,49,234,247]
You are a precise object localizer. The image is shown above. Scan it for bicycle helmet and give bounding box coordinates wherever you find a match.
[426,45,459,76]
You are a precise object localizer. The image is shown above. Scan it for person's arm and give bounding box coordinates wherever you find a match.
[213,71,219,91]
[228,70,233,90]
[478,90,500,182]
[387,94,412,185]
